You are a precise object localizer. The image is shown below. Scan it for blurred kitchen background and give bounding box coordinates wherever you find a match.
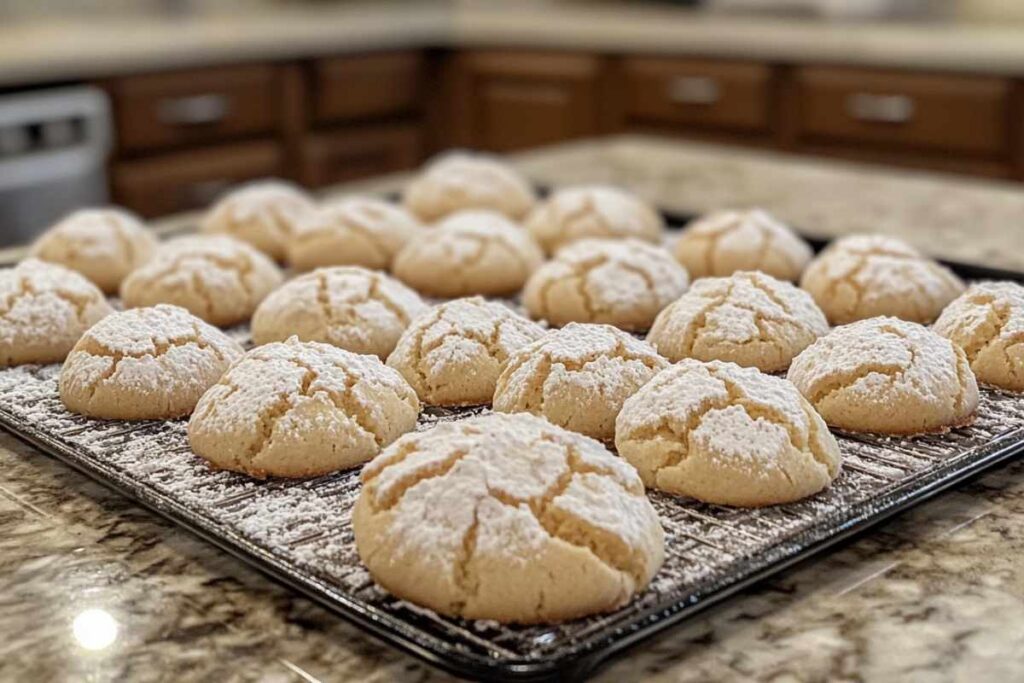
[2,0,1024,245]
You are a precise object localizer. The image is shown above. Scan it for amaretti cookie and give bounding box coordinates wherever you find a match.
[933,281,1024,392]
[251,266,427,359]
[615,359,841,507]
[59,305,244,420]
[387,297,545,406]
[526,185,664,255]
[0,259,112,367]
[393,210,543,298]
[493,322,668,441]
[30,208,157,294]
[189,337,419,478]
[788,317,979,434]
[402,152,536,222]
[800,234,964,325]
[200,180,316,261]
[523,238,689,331]
[120,235,283,327]
[287,196,421,272]
[673,209,812,281]
[647,271,828,373]
[353,412,664,623]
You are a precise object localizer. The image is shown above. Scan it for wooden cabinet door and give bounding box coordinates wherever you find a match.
[450,51,605,152]
[794,66,1011,157]
[111,140,284,218]
[108,65,283,154]
[299,123,421,187]
[622,57,773,134]
[314,51,423,124]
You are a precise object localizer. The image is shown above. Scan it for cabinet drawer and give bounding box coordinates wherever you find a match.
[314,51,423,124]
[300,124,421,187]
[110,65,282,154]
[794,67,1011,156]
[112,140,284,218]
[623,57,772,133]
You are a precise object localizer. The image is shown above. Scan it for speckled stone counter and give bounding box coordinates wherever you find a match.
[3,136,1024,682]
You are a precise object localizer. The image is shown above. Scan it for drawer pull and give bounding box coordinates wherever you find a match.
[157,94,229,126]
[667,77,720,105]
[846,93,915,124]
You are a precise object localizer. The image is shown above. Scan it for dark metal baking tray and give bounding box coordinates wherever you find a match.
[1,214,1022,682]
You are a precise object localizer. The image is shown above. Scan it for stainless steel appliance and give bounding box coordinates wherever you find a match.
[0,86,111,246]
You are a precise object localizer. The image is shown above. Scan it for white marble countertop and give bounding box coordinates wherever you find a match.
[4,0,1024,87]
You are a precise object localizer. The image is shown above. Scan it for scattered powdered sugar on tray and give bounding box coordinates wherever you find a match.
[0,342,1023,669]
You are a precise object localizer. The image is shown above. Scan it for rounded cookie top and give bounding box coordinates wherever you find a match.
[120,235,284,327]
[526,185,664,255]
[353,411,664,623]
[523,238,689,332]
[189,336,420,478]
[200,180,316,261]
[30,207,157,294]
[615,359,841,507]
[0,258,113,367]
[251,266,427,359]
[788,316,978,435]
[288,196,421,272]
[387,297,546,407]
[647,271,828,372]
[59,304,244,420]
[800,234,964,325]
[493,322,668,442]
[673,209,812,281]
[392,210,543,298]
[933,281,1024,392]
[402,152,536,223]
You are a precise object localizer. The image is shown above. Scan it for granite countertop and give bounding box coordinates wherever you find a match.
[3,136,1024,681]
[5,0,1024,86]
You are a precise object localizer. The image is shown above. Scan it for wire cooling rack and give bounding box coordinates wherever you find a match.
[0,357,1022,681]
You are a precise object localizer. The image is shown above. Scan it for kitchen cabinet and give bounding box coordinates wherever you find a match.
[313,51,423,124]
[790,66,1012,173]
[107,65,285,154]
[621,57,774,137]
[111,141,284,217]
[447,50,607,152]
[299,123,421,187]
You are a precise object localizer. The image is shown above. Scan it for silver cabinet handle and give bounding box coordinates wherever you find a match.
[846,93,915,124]
[667,76,720,105]
[157,94,229,126]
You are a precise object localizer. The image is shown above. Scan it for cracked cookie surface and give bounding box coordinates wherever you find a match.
[0,258,113,366]
[788,316,979,434]
[201,180,315,261]
[647,271,828,372]
[120,235,284,327]
[352,412,664,623]
[493,322,668,441]
[393,210,544,298]
[59,304,244,419]
[402,152,536,223]
[526,185,664,255]
[188,336,420,478]
[673,209,812,282]
[800,234,964,325]
[30,208,157,294]
[523,238,689,331]
[387,297,545,407]
[616,359,842,507]
[934,281,1024,392]
[251,266,427,359]
[287,196,421,272]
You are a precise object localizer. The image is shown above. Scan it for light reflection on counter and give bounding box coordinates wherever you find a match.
[72,608,118,651]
